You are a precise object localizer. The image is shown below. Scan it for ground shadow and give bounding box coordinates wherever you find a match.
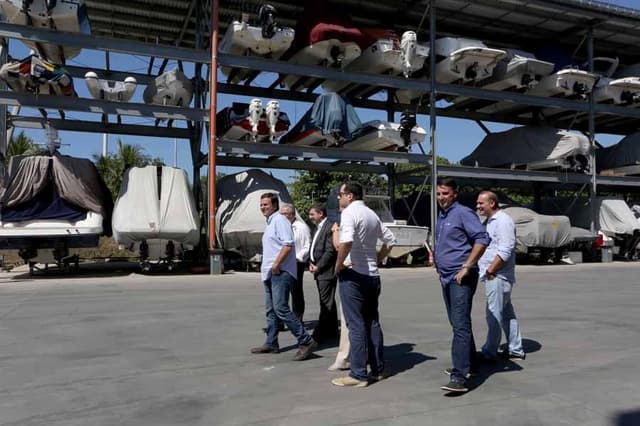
[384,342,436,378]
[612,409,640,426]
[521,338,542,354]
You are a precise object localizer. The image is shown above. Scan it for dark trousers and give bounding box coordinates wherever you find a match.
[312,276,338,341]
[291,261,306,321]
[441,272,478,384]
[339,268,384,381]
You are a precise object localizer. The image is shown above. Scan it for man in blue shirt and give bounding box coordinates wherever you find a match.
[476,191,525,361]
[434,177,489,393]
[250,193,317,361]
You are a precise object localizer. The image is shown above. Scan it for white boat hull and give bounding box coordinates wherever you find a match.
[347,121,426,151]
[0,0,90,63]
[143,69,193,107]
[322,38,429,92]
[528,68,598,98]
[283,39,361,90]
[0,211,103,237]
[219,20,295,84]
[593,76,640,105]
[84,72,137,102]
[379,224,429,258]
[484,56,555,92]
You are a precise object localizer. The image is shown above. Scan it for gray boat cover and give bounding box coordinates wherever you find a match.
[112,166,199,246]
[596,132,640,171]
[461,126,590,169]
[216,169,294,260]
[279,92,363,145]
[538,197,640,236]
[0,153,112,220]
[503,206,572,250]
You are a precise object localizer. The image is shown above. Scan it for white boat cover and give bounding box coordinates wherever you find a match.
[215,169,294,260]
[596,132,640,171]
[112,166,199,247]
[503,206,572,250]
[461,126,590,169]
[539,197,640,236]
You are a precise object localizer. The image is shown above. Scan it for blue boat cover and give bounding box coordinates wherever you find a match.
[279,92,363,145]
[2,181,87,223]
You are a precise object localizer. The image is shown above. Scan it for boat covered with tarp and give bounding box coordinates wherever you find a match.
[596,132,640,175]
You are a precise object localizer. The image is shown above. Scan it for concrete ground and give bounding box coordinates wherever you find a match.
[0,263,638,426]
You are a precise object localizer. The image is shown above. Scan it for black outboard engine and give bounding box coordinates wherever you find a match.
[399,110,417,149]
[258,4,277,39]
[573,81,588,99]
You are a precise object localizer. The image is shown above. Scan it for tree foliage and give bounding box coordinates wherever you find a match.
[1,131,46,166]
[93,139,164,200]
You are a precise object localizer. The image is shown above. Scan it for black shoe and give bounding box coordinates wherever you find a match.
[443,368,472,380]
[441,380,468,393]
[250,344,279,354]
[292,339,317,361]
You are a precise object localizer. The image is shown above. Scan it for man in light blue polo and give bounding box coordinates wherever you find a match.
[476,190,525,361]
[250,192,317,361]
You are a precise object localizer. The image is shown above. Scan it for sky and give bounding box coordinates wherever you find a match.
[7,0,640,184]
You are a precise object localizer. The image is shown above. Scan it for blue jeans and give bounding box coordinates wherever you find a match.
[339,268,384,381]
[264,271,312,347]
[482,276,524,357]
[441,272,478,383]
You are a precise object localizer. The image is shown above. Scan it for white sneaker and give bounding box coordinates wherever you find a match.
[328,362,350,371]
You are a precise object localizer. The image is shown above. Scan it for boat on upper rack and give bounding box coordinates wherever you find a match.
[84,72,137,102]
[143,68,193,107]
[112,166,199,272]
[590,58,640,105]
[219,4,295,84]
[217,99,291,143]
[0,0,91,63]
[0,55,75,96]
[0,152,113,274]
[396,37,506,104]
[460,125,591,173]
[597,132,640,176]
[322,29,429,94]
[477,47,598,115]
[279,1,362,91]
[279,92,425,151]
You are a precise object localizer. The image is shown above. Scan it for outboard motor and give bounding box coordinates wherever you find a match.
[465,62,479,80]
[573,81,588,99]
[330,45,345,67]
[399,110,417,149]
[139,240,149,260]
[165,240,175,260]
[258,4,277,39]
[248,98,263,141]
[400,31,418,78]
[265,100,280,142]
[620,91,640,105]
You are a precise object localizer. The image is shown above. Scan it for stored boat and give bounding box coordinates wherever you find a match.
[347,115,426,152]
[84,72,137,102]
[597,132,640,175]
[217,99,290,143]
[143,68,193,107]
[0,55,75,96]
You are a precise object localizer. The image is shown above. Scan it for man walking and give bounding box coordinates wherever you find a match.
[476,191,525,361]
[281,204,311,322]
[332,182,395,388]
[308,204,339,343]
[251,193,316,361]
[434,177,489,393]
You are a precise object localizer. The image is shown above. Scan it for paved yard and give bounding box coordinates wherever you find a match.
[0,262,638,425]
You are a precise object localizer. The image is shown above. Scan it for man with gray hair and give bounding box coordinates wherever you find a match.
[280,203,311,322]
[476,190,525,361]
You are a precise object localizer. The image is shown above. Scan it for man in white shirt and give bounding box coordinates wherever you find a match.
[281,204,311,322]
[331,182,395,388]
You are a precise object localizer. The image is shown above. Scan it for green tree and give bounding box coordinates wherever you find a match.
[93,139,164,200]
[2,131,46,166]
[289,170,387,221]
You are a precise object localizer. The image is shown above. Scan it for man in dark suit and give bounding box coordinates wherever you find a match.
[308,203,339,343]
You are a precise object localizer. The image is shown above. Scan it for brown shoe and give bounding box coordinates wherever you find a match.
[292,339,317,361]
[250,344,279,354]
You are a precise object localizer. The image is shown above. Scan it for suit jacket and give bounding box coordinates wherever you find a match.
[311,220,337,281]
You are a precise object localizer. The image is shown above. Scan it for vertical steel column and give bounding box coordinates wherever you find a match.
[429,0,438,246]
[208,0,222,274]
[0,39,8,159]
[587,26,597,233]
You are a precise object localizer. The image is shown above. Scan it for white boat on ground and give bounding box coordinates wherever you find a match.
[84,72,137,102]
[219,4,295,84]
[112,166,199,272]
[0,153,112,273]
[397,37,506,103]
[322,30,429,93]
[217,99,290,143]
[143,68,193,107]
[0,0,90,63]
